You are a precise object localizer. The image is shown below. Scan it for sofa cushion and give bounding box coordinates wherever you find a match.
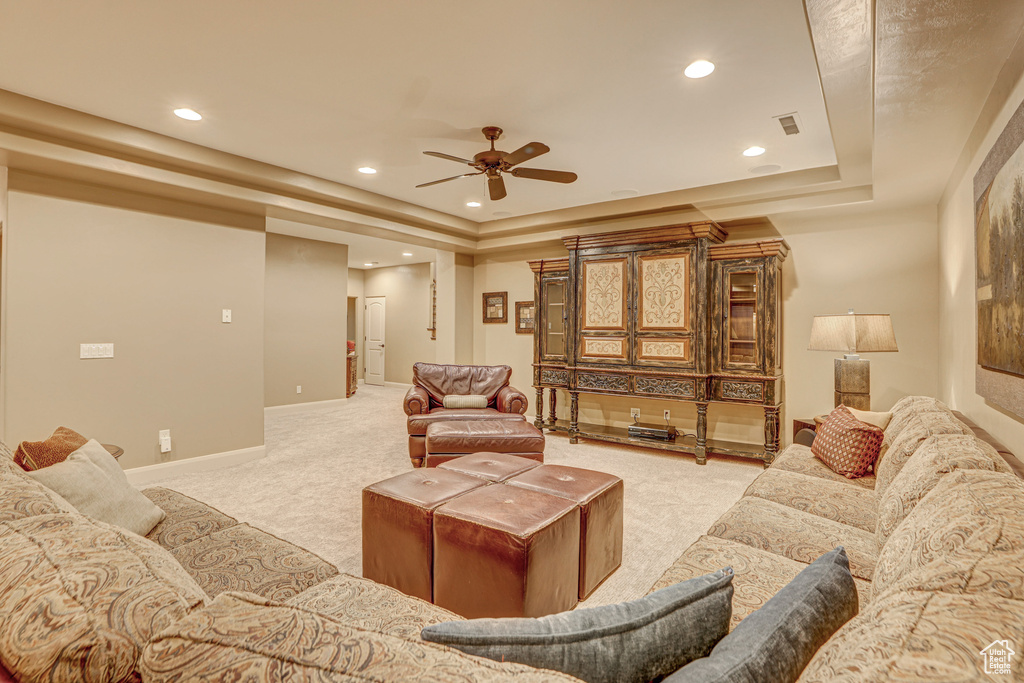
[667,548,858,683]
[143,486,241,550]
[883,396,952,442]
[27,440,165,536]
[874,411,970,498]
[811,406,884,479]
[708,497,878,580]
[412,362,512,407]
[0,513,206,683]
[169,523,338,600]
[0,455,76,522]
[443,393,489,409]
[648,535,872,629]
[286,573,463,640]
[876,434,1013,546]
[13,426,87,471]
[408,408,525,435]
[421,569,734,683]
[873,469,1024,600]
[770,445,876,490]
[140,591,581,682]
[796,589,1024,682]
[743,469,877,532]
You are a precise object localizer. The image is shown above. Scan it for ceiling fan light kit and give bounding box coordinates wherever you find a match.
[417,126,578,200]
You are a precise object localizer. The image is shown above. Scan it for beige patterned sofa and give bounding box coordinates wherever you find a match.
[2,395,1021,681]
[651,395,1024,681]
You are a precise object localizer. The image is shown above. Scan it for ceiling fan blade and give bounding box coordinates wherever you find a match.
[423,150,475,165]
[510,167,578,183]
[415,172,482,188]
[488,174,507,201]
[502,142,550,167]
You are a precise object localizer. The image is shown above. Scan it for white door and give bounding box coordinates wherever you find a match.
[365,297,386,386]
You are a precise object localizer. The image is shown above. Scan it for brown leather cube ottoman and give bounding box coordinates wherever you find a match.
[424,419,545,467]
[437,452,542,482]
[433,484,580,618]
[362,469,486,602]
[506,464,624,599]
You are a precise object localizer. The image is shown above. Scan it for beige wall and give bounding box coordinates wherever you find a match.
[5,191,265,469]
[264,233,348,407]
[938,69,1024,456]
[364,262,435,383]
[348,269,364,381]
[472,205,941,447]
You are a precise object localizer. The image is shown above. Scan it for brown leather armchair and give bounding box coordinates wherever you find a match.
[404,362,528,466]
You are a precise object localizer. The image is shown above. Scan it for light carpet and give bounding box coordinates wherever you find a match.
[141,384,762,607]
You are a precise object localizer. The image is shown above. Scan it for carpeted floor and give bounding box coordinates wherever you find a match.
[142,384,762,607]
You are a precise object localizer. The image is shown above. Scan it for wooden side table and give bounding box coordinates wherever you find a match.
[102,444,123,459]
[792,418,816,441]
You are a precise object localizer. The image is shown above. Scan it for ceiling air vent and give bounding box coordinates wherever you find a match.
[774,112,802,135]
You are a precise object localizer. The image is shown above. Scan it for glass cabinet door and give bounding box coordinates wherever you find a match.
[726,271,757,366]
[543,279,566,358]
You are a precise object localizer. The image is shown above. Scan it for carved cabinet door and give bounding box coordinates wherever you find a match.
[578,255,630,363]
[634,248,696,368]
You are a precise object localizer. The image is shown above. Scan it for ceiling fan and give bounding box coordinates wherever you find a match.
[417,126,578,201]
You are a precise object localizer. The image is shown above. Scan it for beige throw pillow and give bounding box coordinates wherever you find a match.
[27,439,165,536]
[442,394,488,409]
[847,407,893,431]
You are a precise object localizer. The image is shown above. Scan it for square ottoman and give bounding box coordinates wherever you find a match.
[433,484,580,618]
[424,419,545,467]
[362,469,487,601]
[506,464,624,599]
[437,452,543,482]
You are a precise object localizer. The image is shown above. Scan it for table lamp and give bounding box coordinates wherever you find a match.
[808,310,898,410]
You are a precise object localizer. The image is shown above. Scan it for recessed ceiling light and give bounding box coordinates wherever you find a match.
[742,146,766,157]
[402,252,413,257]
[684,60,715,79]
[173,108,202,121]
[466,201,482,208]
[358,167,377,174]
[363,262,374,267]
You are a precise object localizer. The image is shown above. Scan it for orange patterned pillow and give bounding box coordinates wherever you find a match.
[14,427,88,471]
[811,406,884,479]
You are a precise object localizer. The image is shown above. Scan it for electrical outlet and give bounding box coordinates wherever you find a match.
[630,408,640,422]
[222,309,232,323]
[664,409,671,421]
[296,385,302,394]
[158,429,172,454]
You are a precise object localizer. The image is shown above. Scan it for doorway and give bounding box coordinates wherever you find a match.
[365,296,385,386]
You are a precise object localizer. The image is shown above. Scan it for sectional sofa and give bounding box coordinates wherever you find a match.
[0,395,1021,681]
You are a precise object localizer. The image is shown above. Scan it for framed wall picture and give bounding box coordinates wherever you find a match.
[482,291,508,323]
[515,301,535,334]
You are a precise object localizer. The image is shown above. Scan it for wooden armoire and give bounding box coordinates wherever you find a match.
[529,221,788,466]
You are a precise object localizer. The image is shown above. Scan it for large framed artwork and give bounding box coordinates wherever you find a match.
[975,94,1024,418]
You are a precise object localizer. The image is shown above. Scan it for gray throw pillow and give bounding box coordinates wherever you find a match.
[665,547,857,683]
[27,439,166,536]
[420,568,733,683]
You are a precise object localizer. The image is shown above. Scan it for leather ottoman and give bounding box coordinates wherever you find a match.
[424,419,545,467]
[433,484,580,618]
[362,469,486,602]
[437,452,542,482]
[506,464,624,599]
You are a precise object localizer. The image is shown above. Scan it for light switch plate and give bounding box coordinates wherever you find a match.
[80,343,114,359]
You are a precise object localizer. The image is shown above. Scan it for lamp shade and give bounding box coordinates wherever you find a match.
[808,314,898,353]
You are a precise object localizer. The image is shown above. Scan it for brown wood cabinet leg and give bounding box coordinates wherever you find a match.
[695,402,708,465]
[548,388,557,426]
[534,387,544,429]
[569,391,580,444]
[763,406,780,467]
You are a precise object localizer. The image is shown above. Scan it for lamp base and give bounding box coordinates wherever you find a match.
[834,357,870,410]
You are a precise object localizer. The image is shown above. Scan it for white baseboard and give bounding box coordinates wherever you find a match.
[126,445,266,487]
[264,398,347,417]
[384,381,413,389]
